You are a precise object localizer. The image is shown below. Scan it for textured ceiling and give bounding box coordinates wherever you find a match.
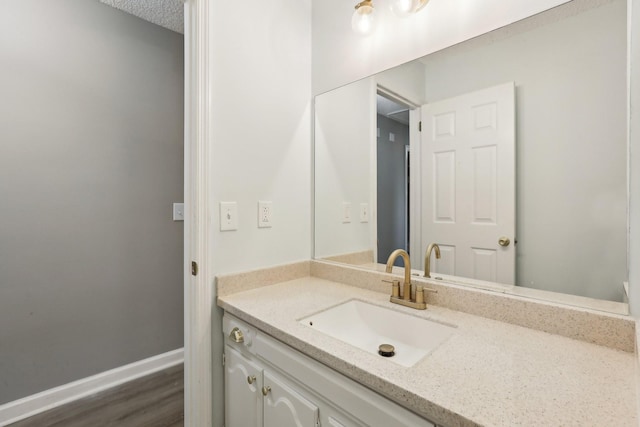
[100,0,184,34]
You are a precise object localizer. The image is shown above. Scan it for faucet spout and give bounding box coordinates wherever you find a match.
[424,243,441,278]
[384,247,437,310]
[385,249,411,295]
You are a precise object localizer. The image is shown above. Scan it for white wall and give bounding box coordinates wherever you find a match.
[419,0,627,301]
[312,0,571,95]
[315,78,375,258]
[207,0,311,425]
[209,1,312,273]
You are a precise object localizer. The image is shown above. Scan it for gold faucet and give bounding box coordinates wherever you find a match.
[384,249,436,310]
[424,243,441,278]
[385,249,412,300]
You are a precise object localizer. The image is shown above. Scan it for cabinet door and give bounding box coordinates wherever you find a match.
[263,370,319,427]
[225,347,262,427]
[325,414,365,427]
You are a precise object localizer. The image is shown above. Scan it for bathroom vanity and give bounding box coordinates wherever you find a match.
[217,262,638,427]
[223,314,436,427]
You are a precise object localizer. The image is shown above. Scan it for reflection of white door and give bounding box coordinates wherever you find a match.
[420,82,515,285]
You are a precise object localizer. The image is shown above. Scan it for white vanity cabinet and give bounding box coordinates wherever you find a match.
[223,314,436,427]
[225,346,320,427]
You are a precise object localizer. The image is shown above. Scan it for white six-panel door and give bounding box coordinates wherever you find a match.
[420,82,515,285]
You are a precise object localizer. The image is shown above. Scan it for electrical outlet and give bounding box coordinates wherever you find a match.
[220,201,238,231]
[258,201,273,228]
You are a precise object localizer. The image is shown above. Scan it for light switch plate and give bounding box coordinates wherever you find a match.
[220,201,238,231]
[342,202,352,223]
[360,203,369,223]
[173,203,184,221]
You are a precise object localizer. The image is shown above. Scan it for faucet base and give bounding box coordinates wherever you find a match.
[390,296,426,310]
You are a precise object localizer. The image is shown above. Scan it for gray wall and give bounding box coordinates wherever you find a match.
[420,0,626,301]
[0,0,184,404]
[377,115,410,264]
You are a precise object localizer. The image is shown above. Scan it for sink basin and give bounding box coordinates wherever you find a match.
[299,299,455,367]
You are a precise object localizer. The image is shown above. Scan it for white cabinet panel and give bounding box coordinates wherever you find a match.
[263,371,319,427]
[225,348,262,427]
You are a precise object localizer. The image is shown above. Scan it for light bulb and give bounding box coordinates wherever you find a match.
[390,0,430,18]
[390,0,415,18]
[352,1,377,36]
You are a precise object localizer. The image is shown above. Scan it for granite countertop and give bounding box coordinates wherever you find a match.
[217,276,638,427]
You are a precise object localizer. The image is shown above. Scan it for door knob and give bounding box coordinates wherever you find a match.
[229,327,244,343]
[498,237,510,247]
[262,386,271,396]
[247,375,256,385]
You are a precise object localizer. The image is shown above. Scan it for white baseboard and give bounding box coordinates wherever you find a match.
[0,348,184,426]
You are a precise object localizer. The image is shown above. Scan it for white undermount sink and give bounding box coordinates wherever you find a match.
[299,299,456,367]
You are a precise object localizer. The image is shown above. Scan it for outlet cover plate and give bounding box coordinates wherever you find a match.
[258,201,272,228]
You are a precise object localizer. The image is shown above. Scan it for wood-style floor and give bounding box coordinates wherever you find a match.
[9,364,184,427]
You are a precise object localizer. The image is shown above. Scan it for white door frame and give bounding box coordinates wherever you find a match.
[405,144,410,252]
[184,0,214,425]
[409,108,422,268]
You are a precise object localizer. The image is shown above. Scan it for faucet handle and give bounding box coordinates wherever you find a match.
[415,285,437,305]
[382,279,401,298]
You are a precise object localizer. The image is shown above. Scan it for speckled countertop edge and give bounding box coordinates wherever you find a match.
[218,277,638,427]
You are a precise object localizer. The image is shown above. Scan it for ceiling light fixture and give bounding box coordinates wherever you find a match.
[390,0,430,18]
[352,0,430,36]
[352,0,377,37]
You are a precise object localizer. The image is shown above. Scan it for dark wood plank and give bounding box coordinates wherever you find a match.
[10,364,184,427]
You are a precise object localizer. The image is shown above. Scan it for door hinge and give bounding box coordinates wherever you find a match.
[191,261,198,276]
[418,121,422,132]
[222,353,225,366]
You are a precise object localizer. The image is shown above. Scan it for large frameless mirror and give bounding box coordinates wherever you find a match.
[314,0,629,313]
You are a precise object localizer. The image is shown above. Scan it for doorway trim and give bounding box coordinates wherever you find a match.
[184,0,214,425]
